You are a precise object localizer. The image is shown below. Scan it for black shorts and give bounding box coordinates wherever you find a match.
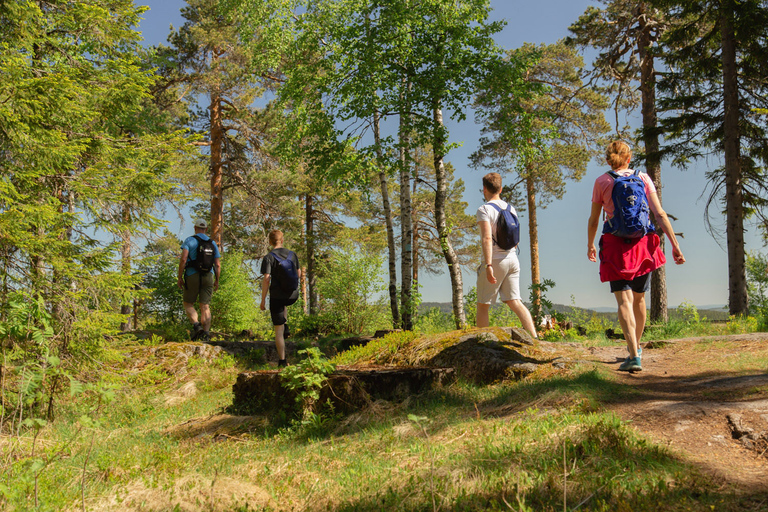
[610,271,652,294]
[269,297,298,325]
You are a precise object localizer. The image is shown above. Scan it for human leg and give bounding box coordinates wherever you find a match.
[476,261,502,328]
[614,289,639,358]
[200,303,211,332]
[504,300,537,338]
[183,301,199,324]
[632,291,646,347]
[476,303,491,327]
[269,299,290,364]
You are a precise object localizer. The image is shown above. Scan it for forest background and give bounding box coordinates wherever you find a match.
[137,0,766,315]
[3,1,768,510]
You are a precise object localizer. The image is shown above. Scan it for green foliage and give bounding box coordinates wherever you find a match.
[529,279,562,328]
[746,251,768,329]
[280,347,335,418]
[210,252,262,333]
[415,307,456,335]
[313,242,389,336]
[331,330,419,366]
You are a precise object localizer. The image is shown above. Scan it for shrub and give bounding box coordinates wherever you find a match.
[313,243,389,335]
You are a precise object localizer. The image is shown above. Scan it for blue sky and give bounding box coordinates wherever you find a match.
[136,0,766,309]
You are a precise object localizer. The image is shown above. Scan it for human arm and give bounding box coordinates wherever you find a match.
[260,274,270,310]
[648,192,685,264]
[177,249,189,289]
[478,220,496,284]
[213,257,221,291]
[587,202,602,262]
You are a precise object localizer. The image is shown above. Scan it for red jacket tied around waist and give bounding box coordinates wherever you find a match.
[598,232,666,283]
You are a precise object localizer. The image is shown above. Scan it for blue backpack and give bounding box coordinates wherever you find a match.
[487,202,520,250]
[602,170,655,238]
[270,251,299,293]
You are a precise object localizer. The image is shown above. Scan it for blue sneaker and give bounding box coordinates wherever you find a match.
[618,356,642,372]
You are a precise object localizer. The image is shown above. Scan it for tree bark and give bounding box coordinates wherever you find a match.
[373,107,400,328]
[637,2,668,323]
[721,7,748,315]
[433,103,466,328]
[210,83,224,249]
[525,172,540,312]
[120,205,131,332]
[399,79,414,330]
[305,194,317,314]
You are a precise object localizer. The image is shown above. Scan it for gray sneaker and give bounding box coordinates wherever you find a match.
[618,356,642,372]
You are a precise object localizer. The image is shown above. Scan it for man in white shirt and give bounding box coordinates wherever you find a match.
[476,172,537,338]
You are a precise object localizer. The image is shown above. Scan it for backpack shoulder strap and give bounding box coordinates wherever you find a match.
[485,202,502,212]
[270,251,284,262]
[607,170,620,180]
[632,169,641,177]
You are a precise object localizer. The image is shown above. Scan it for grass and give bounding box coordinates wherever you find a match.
[2,327,767,511]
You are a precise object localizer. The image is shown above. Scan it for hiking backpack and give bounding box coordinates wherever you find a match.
[602,170,655,238]
[270,251,299,293]
[187,235,216,273]
[486,202,520,250]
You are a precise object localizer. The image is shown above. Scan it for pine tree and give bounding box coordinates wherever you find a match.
[652,0,768,315]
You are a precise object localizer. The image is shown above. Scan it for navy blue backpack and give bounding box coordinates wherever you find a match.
[487,202,520,250]
[270,251,299,293]
[602,170,655,238]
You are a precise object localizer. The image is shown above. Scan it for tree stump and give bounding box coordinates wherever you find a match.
[232,367,455,416]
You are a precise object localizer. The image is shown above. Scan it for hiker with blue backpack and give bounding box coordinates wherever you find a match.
[260,229,301,368]
[177,218,221,341]
[476,172,538,338]
[587,141,685,372]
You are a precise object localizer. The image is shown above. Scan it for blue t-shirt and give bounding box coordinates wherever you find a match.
[181,234,220,276]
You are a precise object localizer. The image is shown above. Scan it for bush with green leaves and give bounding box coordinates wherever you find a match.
[746,251,768,329]
[280,347,335,419]
[312,242,390,335]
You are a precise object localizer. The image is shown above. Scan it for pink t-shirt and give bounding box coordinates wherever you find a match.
[591,169,657,219]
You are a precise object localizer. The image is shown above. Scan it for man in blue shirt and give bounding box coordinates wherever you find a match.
[177,218,221,341]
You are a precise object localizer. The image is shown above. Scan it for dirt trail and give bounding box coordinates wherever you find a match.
[587,333,768,492]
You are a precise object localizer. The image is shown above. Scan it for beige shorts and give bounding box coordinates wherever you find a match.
[183,271,215,305]
[476,255,521,304]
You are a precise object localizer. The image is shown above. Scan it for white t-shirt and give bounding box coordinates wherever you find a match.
[476,199,518,260]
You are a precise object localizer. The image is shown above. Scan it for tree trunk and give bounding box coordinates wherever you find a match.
[210,85,224,249]
[120,206,131,332]
[306,194,318,315]
[433,104,466,329]
[412,174,420,296]
[721,8,748,315]
[637,1,668,323]
[374,107,400,328]
[399,80,414,330]
[525,172,540,312]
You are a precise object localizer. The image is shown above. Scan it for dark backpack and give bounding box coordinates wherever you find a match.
[602,170,655,238]
[187,235,216,273]
[270,251,299,293]
[486,202,520,250]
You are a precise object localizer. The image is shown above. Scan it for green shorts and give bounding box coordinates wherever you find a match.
[183,271,215,305]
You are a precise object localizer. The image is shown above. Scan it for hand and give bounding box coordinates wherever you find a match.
[177,277,184,290]
[214,279,220,291]
[673,246,685,265]
[260,301,266,311]
[587,245,597,262]
[485,265,497,284]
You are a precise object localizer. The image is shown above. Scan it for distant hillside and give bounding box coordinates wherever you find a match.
[418,302,731,323]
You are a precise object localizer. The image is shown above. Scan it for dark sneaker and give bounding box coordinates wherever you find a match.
[283,323,291,339]
[278,359,288,368]
[201,331,211,342]
[618,356,642,372]
[191,322,203,340]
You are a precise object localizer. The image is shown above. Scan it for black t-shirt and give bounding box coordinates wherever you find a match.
[260,248,300,300]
